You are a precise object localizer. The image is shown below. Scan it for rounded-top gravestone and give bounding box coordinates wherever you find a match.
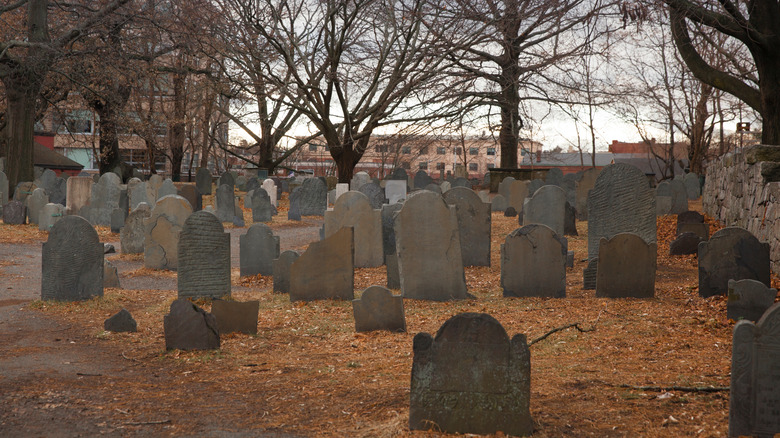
[41,215,104,301]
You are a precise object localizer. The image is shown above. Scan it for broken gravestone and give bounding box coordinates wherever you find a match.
[104,309,137,333]
[211,299,260,335]
[352,286,406,333]
[164,298,220,351]
[727,279,777,322]
[289,227,354,302]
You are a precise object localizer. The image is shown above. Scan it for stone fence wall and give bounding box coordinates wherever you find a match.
[703,145,780,273]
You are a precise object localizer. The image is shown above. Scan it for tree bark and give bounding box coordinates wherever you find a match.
[2,78,42,195]
[169,71,187,181]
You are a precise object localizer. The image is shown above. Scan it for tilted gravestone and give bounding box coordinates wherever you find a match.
[215,183,236,223]
[36,169,66,205]
[683,172,701,199]
[289,227,354,302]
[3,200,26,224]
[728,279,778,322]
[25,188,48,225]
[298,177,327,216]
[325,191,383,268]
[352,285,406,333]
[144,195,193,270]
[357,182,385,210]
[501,224,566,298]
[250,188,274,223]
[164,298,220,351]
[195,168,212,195]
[596,233,656,298]
[272,250,300,294]
[507,179,529,213]
[120,203,151,254]
[443,187,491,267]
[729,302,780,437]
[211,299,259,335]
[104,309,137,333]
[523,185,566,237]
[575,167,600,220]
[395,190,467,301]
[177,211,231,299]
[240,223,280,277]
[89,173,122,226]
[410,313,533,436]
[65,176,93,217]
[177,184,202,212]
[698,227,770,298]
[41,215,103,301]
[38,203,65,231]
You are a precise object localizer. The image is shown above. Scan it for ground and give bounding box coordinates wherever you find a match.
[0,195,777,437]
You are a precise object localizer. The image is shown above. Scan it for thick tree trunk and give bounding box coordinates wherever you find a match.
[758,58,780,145]
[169,72,187,181]
[2,84,41,196]
[95,106,123,175]
[499,101,520,169]
[331,141,361,183]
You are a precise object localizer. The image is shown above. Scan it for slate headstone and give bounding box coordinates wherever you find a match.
[215,184,236,223]
[287,187,302,221]
[164,298,220,351]
[249,188,274,223]
[728,279,778,323]
[507,180,529,213]
[575,168,600,220]
[350,171,371,191]
[235,175,248,191]
[596,233,656,298]
[324,191,383,268]
[501,224,566,298]
[178,184,202,212]
[298,177,327,216]
[240,223,280,277]
[669,232,703,255]
[38,203,65,231]
[177,211,231,299]
[4,200,28,224]
[104,308,137,333]
[414,170,433,189]
[158,179,177,199]
[352,286,406,333]
[196,168,212,195]
[357,182,385,209]
[25,188,48,225]
[443,187,491,267]
[491,194,508,212]
[583,257,598,290]
[289,227,354,302]
[104,260,120,288]
[89,173,122,226]
[0,170,8,207]
[219,171,235,190]
[684,172,701,199]
[272,250,300,294]
[13,181,36,203]
[36,169,66,205]
[523,185,566,237]
[245,177,261,195]
[120,203,151,254]
[144,195,193,270]
[698,227,770,298]
[41,216,103,301]
[564,201,578,236]
[211,299,259,335]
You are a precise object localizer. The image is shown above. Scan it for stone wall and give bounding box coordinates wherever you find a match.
[703,145,780,273]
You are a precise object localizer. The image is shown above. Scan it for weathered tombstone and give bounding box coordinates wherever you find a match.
[596,233,656,298]
[676,210,709,239]
[545,167,564,186]
[272,250,300,293]
[104,309,137,333]
[158,179,177,199]
[385,180,407,204]
[388,168,408,181]
[357,182,384,209]
[583,257,598,290]
[177,184,202,212]
[120,203,151,254]
[334,183,350,202]
[0,170,8,206]
[145,174,163,205]
[698,227,771,298]
[195,168,212,195]
[127,178,147,210]
[287,187,302,220]
[214,184,236,223]
[477,190,489,203]
[235,175,248,191]
[439,180,451,193]
[25,188,48,225]
[424,183,442,194]
[352,285,406,333]
[683,172,701,199]
[395,190,467,301]
[350,171,371,191]
[177,211,231,298]
[498,176,515,200]
[669,232,703,255]
[261,178,277,207]
[325,176,338,190]
[504,206,518,217]
[245,177,261,194]
[728,279,778,322]
[409,313,533,436]
[89,173,121,226]
[324,191,383,268]
[144,195,193,270]
[211,299,259,335]
[13,181,36,204]
[381,203,403,290]
[289,227,354,302]
[249,188,274,223]
[164,298,220,351]
[575,168,600,220]
[501,224,566,298]
[104,260,120,288]
[36,169,66,205]
[564,201,578,236]
[240,223,280,276]
[527,178,545,196]
[414,170,433,189]
[41,216,103,301]
[523,185,566,237]
[668,179,688,214]
[3,200,26,224]
[507,180,529,213]
[66,176,93,216]
[443,187,491,267]
[219,171,235,190]
[386,253,400,289]
[298,177,327,216]
[491,194,508,212]
[452,177,470,188]
[729,302,780,437]
[38,203,65,231]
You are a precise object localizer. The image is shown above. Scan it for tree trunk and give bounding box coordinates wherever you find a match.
[95,105,123,175]
[498,99,520,169]
[2,82,41,196]
[758,59,780,145]
[169,71,187,181]
[331,141,361,183]
[688,84,712,175]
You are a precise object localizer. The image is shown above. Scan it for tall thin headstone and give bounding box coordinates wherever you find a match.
[215,183,235,222]
[144,195,193,270]
[89,173,121,226]
[443,187,491,267]
[177,211,231,298]
[41,216,103,301]
[240,223,280,276]
[121,203,151,254]
[65,176,93,217]
[324,191,383,268]
[25,188,48,225]
[195,168,212,195]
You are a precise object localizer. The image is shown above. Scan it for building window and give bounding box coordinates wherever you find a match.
[455,147,463,155]
[487,163,495,169]
[308,144,318,151]
[487,147,496,156]
[468,162,479,171]
[420,146,428,154]
[436,162,445,170]
[401,161,411,169]
[419,162,428,170]
[437,147,446,155]
[376,144,388,153]
[469,147,479,155]
[402,146,412,154]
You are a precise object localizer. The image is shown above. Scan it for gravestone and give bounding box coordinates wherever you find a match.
[357,182,385,209]
[13,181,36,203]
[477,190,489,203]
[668,179,688,214]
[104,260,120,288]
[334,183,349,202]
[414,170,433,189]
[439,181,451,193]
[669,232,703,255]
[452,177,470,188]
[729,302,780,437]
[38,203,65,231]
[698,227,770,298]
[677,210,708,240]
[298,177,327,216]
[3,200,26,224]
[196,168,212,195]
[250,188,274,223]
[388,168,408,181]
[272,250,300,293]
[386,253,400,289]
[325,176,338,190]
[177,211,231,299]
[262,178,278,207]
[381,203,403,288]
[215,184,236,223]
[178,184,202,212]
[158,179,177,199]
[545,167,564,186]
[36,169,66,205]
[575,168,600,220]
[491,194,508,212]
[144,195,193,270]
[65,176,93,217]
[289,227,354,302]
[504,206,518,217]
[0,170,8,206]
[507,179,529,213]
[498,176,514,200]
[583,257,598,290]
[527,179,544,196]
[164,298,220,351]
[385,180,407,204]
[110,207,127,234]
[352,286,406,333]
[424,183,442,194]
[121,203,151,254]
[564,201,578,236]
[562,172,578,210]
[395,190,467,301]
[728,279,778,322]
[245,177,261,194]
[211,299,260,335]
[219,171,235,190]
[235,175,248,191]
[25,188,48,225]
[90,173,122,226]
[104,309,137,333]
[145,174,164,205]
[324,191,383,268]
[409,313,533,436]
[240,223,280,276]
[350,171,371,191]
[501,224,566,298]
[41,216,103,301]
[596,233,656,298]
[683,172,701,199]
[523,185,566,237]
[443,187,491,267]
[287,187,302,220]
[128,178,147,210]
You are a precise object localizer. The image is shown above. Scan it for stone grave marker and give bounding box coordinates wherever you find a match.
[410,313,533,436]
[0,170,8,206]
[262,178,277,207]
[287,187,302,220]
[729,302,780,437]
[676,210,708,240]
[215,184,236,223]
[89,173,121,226]
[104,260,120,288]
[144,195,193,270]
[66,177,92,216]
[3,200,26,224]
[596,233,656,298]
[25,188,48,225]
[324,191,383,268]
[298,177,327,216]
[325,176,338,190]
[385,180,407,204]
[575,168,600,220]
[13,181,36,203]
[564,201,578,236]
[158,179,177,198]
[289,227,354,302]
[196,168,212,195]
[211,299,259,335]
[357,182,384,209]
[38,203,65,231]
[546,167,564,186]
[145,174,163,205]
[414,170,433,189]
[104,309,137,333]
[443,187,491,267]
[245,177,261,194]
[452,177,470,188]
[240,223,280,276]
[698,227,770,297]
[491,194,508,212]
[395,190,467,301]
[424,183,442,194]
[249,188,274,223]
[352,285,406,333]
[164,298,220,351]
[178,184,202,212]
[477,190,489,203]
[498,176,514,200]
[41,215,103,301]
[507,179,529,213]
[219,171,235,190]
[235,175,248,191]
[523,185,566,237]
[527,178,545,196]
[128,178,147,210]
[381,203,403,289]
[388,168,408,181]
[177,211,231,299]
[121,203,151,254]
[728,279,778,322]
[440,180,451,193]
[684,172,701,199]
[501,224,566,298]
[350,171,370,191]
[36,169,66,205]
[669,232,703,255]
[273,250,300,294]
[334,183,349,202]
